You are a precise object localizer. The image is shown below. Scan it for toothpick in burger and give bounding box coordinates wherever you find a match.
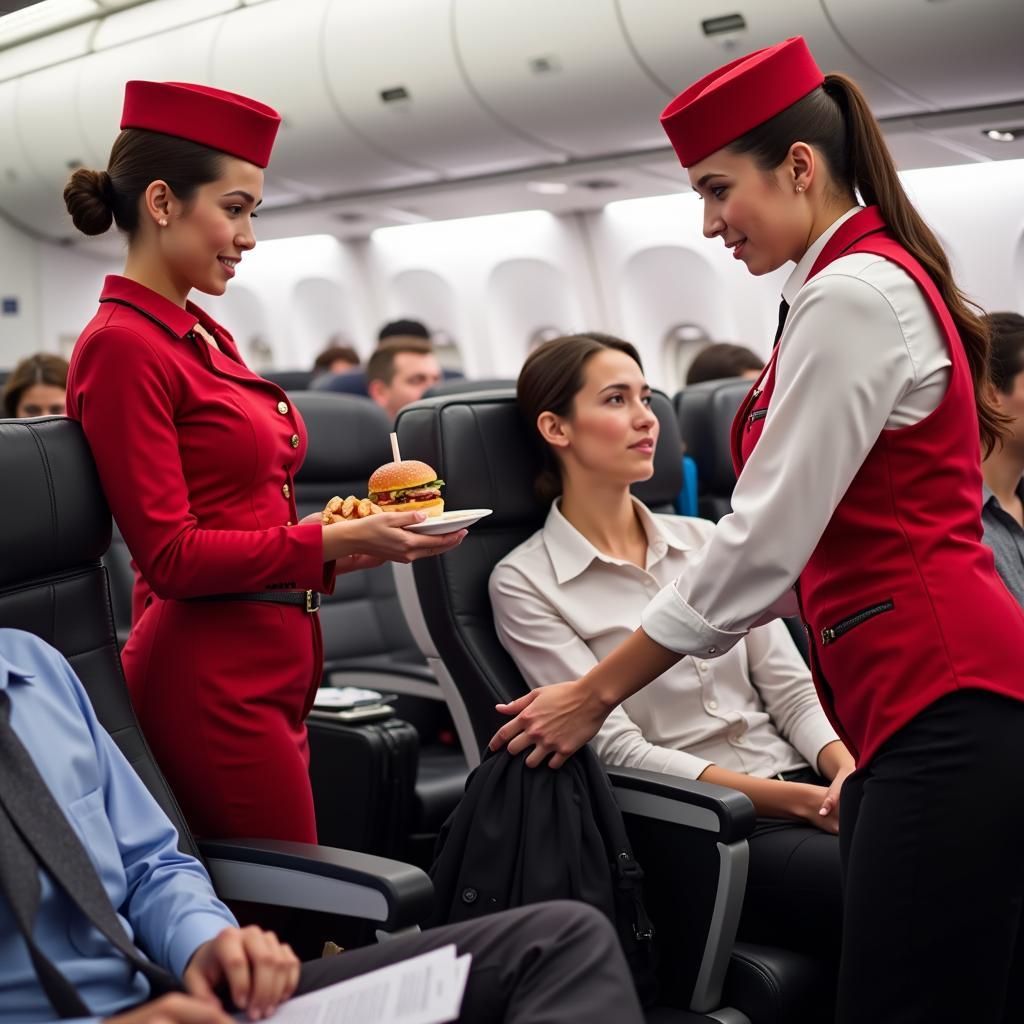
[367,460,445,517]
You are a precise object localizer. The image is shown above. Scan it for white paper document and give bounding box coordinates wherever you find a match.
[241,945,471,1024]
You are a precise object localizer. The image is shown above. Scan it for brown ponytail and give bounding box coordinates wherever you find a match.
[517,332,644,502]
[728,73,1006,454]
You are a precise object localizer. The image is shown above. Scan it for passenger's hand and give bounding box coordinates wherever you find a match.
[792,784,839,835]
[818,763,854,824]
[325,511,466,564]
[183,925,301,1021]
[103,993,233,1024]
[489,680,611,769]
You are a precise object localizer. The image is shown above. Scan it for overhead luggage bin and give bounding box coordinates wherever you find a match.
[617,0,926,121]
[453,0,673,159]
[324,0,559,179]
[0,23,93,83]
[823,0,1024,111]
[214,0,435,197]
[0,65,96,240]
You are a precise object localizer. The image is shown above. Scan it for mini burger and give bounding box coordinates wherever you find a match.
[368,460,445,517]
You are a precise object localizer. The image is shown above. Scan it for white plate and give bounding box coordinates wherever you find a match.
[403,509,493,535]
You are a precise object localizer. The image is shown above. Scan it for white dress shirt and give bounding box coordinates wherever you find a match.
[490,500,839,780]
[641,207,952,658]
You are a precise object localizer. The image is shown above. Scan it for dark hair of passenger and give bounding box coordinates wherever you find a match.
[63,129,224,238]
[685,342,764,385]
[727,73,1006,454]
[2,352,69,418]
[517,332,644,502]
[984,312,1024,395]
[312,343,361,374]
[378,318,430,342]
[365,337,435,385]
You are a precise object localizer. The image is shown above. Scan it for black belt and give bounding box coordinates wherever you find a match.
[186,590,320,613]
[775,767,817,783]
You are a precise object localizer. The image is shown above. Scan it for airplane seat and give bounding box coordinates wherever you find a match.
[310,368,370,395]
[102,523,134,648]
[0,416,435,952]
[393,389,830,1024]
[673,378,751,523]
[262,369,315,392]
[290,391,469,861]
[673,380,809,664]
[424,377,516,398]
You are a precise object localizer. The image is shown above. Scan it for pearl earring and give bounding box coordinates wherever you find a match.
[158,218,168,226]
[795,185,805,193]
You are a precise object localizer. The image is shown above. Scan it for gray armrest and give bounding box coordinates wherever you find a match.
[200,839,434,932]
[606,767,756,1015]
[323,660,443,701]
[607,766,756,843]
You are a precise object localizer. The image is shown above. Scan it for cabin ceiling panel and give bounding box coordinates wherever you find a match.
[823,0,1024,111]
[453,0,671,159]
[616,0,926,119]
[212,0,432,197]
[324,0,559,178]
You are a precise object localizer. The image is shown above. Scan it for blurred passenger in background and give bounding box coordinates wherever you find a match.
[311,341,360,379]
[492,332,848,963]
[378,317,430,343]
[2,352,69,418]
[981,311,1024,606]
[366,337,442,420]
[685,342,764,385]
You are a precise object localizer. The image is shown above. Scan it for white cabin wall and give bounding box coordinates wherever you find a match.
[363,210,603,378]
[36,244,120,360]
[0,216,40,364]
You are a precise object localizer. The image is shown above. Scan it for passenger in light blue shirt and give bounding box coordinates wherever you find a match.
[0,629,644,1024]
[0,628,237,1022]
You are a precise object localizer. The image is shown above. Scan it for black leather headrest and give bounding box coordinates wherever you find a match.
[395,388,682,524]
[0,418,111,588]
[674,378,752,495]
[291,392,393,483]
[262,369,314,393]
[424,378,516,399]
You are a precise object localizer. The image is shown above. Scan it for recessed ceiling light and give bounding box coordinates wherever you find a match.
[985,129,1018,143]
[526,181,569,195]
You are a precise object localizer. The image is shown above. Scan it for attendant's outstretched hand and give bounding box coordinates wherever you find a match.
[489,680,611,769]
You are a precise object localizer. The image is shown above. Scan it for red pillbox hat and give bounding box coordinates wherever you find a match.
[660,37,824,168]
[121,81,281,168]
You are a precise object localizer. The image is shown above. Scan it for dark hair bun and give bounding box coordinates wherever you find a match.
[63,167,114,236]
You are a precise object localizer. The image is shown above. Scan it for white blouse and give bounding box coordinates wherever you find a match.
[490,500,839,780]
[641,207,952,658]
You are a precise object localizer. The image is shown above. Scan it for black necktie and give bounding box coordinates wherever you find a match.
[0,690,180,1018]
[774,298,790,345]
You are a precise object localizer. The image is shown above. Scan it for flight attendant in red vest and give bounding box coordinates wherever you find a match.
[64,82,464,846]
[492,38,1024,1022]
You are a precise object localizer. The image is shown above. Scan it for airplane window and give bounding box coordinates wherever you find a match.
[248,334,275,372]
[528,326,565,351]
[431,329,464,372]
[664,322,711,390]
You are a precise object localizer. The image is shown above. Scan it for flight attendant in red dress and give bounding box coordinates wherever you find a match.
[63,81,464,845]
[490,39,1024,1023]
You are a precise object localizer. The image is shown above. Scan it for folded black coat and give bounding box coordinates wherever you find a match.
[429,746,658,1004]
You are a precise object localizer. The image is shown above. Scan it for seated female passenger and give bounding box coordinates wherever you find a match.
[2,352,68,418]
[490,332,854,958]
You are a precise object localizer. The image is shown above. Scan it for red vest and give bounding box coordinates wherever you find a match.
[732,207,1024,764]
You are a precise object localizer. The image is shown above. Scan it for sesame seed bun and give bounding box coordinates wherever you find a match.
[368,460,437,493]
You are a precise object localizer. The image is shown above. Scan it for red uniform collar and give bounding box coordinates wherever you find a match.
[98,275,220,340]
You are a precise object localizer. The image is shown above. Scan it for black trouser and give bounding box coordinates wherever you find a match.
[295,901,644,1024]
[739,778,843,966]
[837,689,1024,1024]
